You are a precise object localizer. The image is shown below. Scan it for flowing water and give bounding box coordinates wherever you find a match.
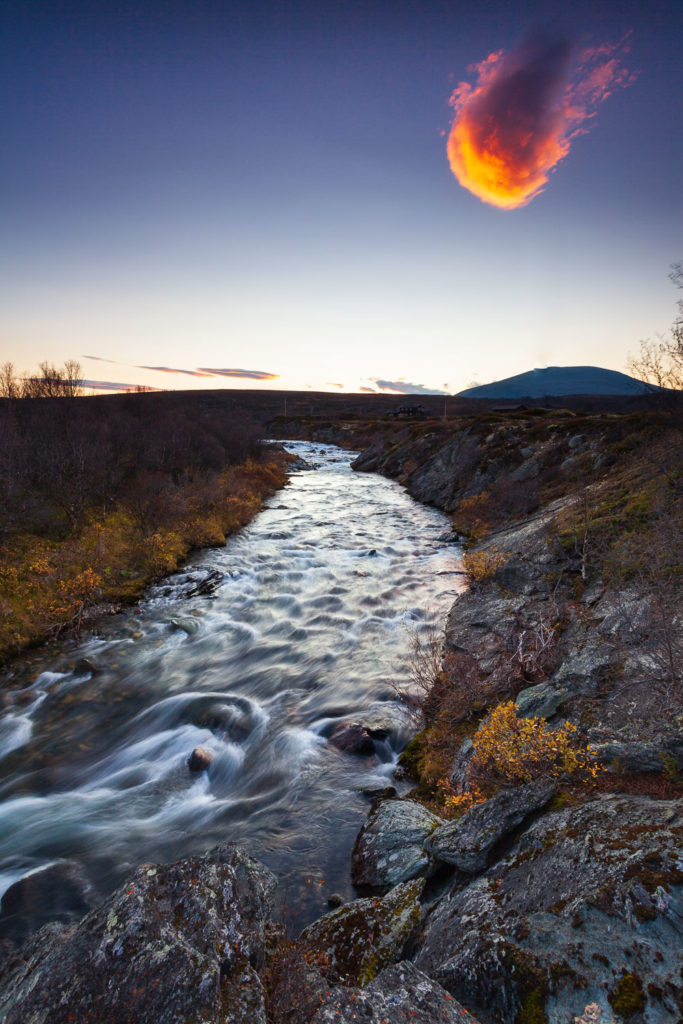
[0,442,463,932]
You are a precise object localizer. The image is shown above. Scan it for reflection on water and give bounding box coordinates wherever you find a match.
[0,442,463,930]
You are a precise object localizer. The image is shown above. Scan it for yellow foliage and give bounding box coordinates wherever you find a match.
[439,700,600,810]
[462,545,510,583]
[0,454,287,662]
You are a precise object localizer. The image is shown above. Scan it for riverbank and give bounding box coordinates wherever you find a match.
[0,453,287,665]
[0,416,680,1024]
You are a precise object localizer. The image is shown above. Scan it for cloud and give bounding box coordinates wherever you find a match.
[447,31,635,209]
[372,379,448,396]
[81,379,162,392]
[197,367,280,381]
[82,355,121,364]
[326,382,344,389]
[136,365,216,378]
[359,386,376,393]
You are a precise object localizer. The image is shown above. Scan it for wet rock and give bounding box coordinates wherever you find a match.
[169,616,200,635]
[311,961,480,1024]
[427,780,555,874]
[72,658,99,676]
[414,795,683,1024]
[299,878,424,986]
[187,745,214,771]
[360,785,397,807]
[0,842,276,1024]
[327,893,344,907]
[0,860,96,948]
[515,682,568,719]
[352,799,443,889]
[328,723,375,755]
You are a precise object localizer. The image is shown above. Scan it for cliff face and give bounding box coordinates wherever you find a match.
[350,410,682,1024]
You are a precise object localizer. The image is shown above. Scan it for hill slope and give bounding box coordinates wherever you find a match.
[459,365,648,398]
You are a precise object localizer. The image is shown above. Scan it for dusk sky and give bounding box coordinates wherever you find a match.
[1,0,681,395]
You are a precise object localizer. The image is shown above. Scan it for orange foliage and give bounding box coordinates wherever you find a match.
[439,700,600,810]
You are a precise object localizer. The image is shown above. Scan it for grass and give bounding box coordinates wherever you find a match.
[0,454,287,664]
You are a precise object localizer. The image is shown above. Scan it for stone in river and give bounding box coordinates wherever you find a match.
[188,745,214,771]
[328,723,375,755]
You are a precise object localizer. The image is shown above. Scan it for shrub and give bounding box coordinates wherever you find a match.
[462,544,510,583]
[440,701,600,810]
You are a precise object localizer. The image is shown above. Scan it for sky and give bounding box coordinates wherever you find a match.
[1,0,681,396]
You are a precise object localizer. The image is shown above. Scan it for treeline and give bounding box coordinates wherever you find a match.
[1,360,85,400]
[0,381,285,661]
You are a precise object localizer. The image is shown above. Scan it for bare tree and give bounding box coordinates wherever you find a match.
[0,362,19,399]
[629,262,683,410]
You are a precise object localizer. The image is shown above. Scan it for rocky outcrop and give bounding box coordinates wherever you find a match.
[351,799,443,889]
[311,961,480,1024]
[0,842,277,1024]
[414,795,683,1024]
[299,878,424,986]
[426,780,555,874]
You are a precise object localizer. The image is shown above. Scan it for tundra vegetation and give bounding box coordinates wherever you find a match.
[0,372,286,661]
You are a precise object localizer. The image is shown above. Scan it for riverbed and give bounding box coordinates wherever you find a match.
[0,442,463,931]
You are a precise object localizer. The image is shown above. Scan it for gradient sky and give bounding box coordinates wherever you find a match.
[1,0,681,395]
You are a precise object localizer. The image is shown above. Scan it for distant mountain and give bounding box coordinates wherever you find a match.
[458,366,649,399]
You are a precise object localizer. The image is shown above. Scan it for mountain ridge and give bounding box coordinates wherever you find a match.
[458,364,648,398]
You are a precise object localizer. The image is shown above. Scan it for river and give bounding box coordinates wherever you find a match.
[0,441,463,932]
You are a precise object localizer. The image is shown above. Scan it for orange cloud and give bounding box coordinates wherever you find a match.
[447,32,635,209]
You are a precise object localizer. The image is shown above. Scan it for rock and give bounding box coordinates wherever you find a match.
[510,458,540,483]
[299,878,424,986]
[187,745,214,771]
[427,780,555,874]
[0,861,96,947]
[414,795,683,1024]
[568,433,586,449]
[352,799,443,889]
[448,738,474,791]
[169,616,200,635]
[592,740,666,773]
[361,785,397,806]
[311,961,481,1024]
[328,723,375,756]
[327,893,344,908]
[72,658,99,676]
[515,682,568,719]
[0,842,276,1024]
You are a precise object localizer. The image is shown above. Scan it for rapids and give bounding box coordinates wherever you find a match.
[0,442,463,931]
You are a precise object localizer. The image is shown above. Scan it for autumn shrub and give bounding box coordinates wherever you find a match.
[462,544,510,583]
[439,700,600,811]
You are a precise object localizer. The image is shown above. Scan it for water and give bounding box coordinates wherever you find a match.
[0,442,463,931]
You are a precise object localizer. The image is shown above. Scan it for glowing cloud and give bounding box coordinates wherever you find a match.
[447,32,634,209]
[198,368,279,381]
[137,365,216,378]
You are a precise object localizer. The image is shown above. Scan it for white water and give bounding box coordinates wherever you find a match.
[0,442,463,930]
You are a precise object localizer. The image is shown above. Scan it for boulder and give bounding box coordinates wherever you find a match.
[592,740,666,773]
[311,961,480,1024]
[351,799,444,889]
[0,860,96,947]
[0,842,276,1024]
[414,795,683,1024]
[328,723,375,755]
[299,878,424,986]
[515,682,568,719]
[187,745,214,771]
[427,780,555,874]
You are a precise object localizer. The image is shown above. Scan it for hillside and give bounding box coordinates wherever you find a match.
[459,365,649,399]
